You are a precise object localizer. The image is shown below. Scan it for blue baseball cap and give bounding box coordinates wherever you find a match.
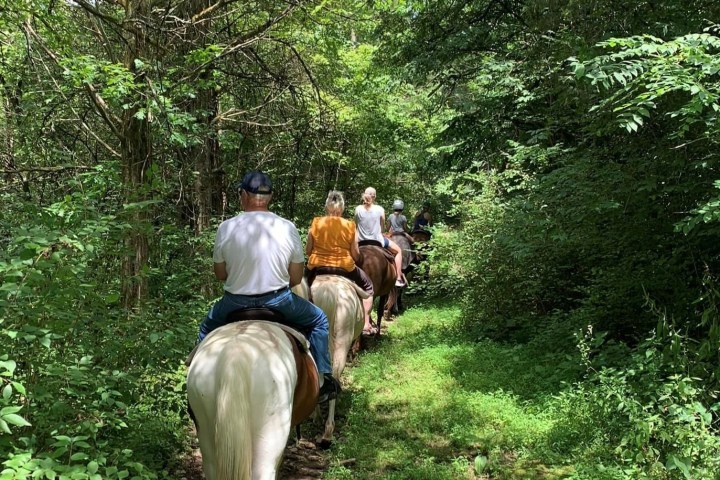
[240,171,272,194]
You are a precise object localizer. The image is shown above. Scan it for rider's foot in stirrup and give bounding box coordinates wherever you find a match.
[318,374,341,404]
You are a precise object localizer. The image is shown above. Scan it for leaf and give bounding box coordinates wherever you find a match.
[69,452,88,461]
[0,406,22,415]
[666,454,692,479]
[0,418,10,434]
[474,455,488,473]
[0,360,16,375]
[2,385,10,401]
[574,63,586,78]
[2,413,31,427]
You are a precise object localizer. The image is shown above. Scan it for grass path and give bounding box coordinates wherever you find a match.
[324,299,579,480]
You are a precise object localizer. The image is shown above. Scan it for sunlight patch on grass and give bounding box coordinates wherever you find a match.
[328,301,568,479]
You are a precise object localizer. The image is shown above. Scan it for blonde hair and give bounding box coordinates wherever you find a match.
[325,190,345,214]
[362,187,376,205]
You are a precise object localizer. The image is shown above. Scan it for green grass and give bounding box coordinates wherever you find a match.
[325,299,581,479]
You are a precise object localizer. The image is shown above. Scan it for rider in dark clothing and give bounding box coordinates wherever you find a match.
[413,203,432,232]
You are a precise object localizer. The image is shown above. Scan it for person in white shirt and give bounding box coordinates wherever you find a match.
[354,187,406,287]
[197,171,340,403]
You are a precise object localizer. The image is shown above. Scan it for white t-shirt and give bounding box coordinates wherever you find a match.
[212,211,305,295]
[354,204,385,243]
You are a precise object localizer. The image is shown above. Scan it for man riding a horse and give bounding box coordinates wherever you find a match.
[196,171,340,404]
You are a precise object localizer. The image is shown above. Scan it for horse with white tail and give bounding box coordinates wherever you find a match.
[187,316,319,480]
[311,274,371,446]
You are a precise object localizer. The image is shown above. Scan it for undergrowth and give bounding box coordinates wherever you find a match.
[327,298,720,480]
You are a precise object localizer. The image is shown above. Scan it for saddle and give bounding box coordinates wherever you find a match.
[359,240,396,263]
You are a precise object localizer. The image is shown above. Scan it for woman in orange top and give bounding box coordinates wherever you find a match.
[306,191,375,334]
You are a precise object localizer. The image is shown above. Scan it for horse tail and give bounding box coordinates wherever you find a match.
[313,277,363,370]
[313,279,339,336]
[215,347,253,480]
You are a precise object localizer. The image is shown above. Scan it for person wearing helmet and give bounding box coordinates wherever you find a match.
[387,199,414,244]
[354,187,406,287]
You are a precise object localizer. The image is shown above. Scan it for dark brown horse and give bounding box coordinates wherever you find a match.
[356,243,397,335]
[390,232,417,314]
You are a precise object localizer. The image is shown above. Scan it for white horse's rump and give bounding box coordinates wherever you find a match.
[187,321,297,480]
[311,275,365,445]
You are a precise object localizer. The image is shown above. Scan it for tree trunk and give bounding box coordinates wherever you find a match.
[192,83,221,234]
[120,0,152,308]
[0,74,30,195]
[183,0,223,235]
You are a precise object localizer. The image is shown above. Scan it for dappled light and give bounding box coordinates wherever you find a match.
[2,0,720,478]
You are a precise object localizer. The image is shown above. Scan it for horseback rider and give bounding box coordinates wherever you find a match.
[196,171,340,403]
[413,201,433,232]
[306,191,376,335]
[387,199,414,244]
[354,187,406,287]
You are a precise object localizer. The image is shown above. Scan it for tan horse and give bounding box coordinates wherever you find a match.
[187,280,318,480]
[187,322,318,480]
[311,275,369,446]
[356,244,397,335]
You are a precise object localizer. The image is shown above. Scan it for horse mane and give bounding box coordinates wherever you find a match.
[215,344,253,480]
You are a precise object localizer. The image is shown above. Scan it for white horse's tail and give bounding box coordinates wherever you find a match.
[312,276,364,366]
[215,350,252,480]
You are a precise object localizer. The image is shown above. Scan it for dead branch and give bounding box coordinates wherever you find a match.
[0,165,95,173]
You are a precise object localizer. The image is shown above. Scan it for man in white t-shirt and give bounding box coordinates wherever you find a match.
[197,171,339,403]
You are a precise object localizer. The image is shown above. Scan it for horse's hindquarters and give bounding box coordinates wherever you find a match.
[187,322,298,480]
[310,276,364,445]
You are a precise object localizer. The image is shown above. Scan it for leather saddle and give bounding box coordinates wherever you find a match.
[359,240,396,263]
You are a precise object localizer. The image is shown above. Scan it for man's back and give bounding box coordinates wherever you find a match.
[213,211,304,295]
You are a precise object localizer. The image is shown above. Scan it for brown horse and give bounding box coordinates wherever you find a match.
[390,232,417,313]
[356,243,397,335]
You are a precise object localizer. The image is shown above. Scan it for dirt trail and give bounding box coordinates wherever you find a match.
[177,429,331,480]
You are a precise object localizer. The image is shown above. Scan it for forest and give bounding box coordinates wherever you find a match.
[1,0,720,478]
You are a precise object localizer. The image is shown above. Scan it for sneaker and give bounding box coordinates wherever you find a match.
[395,278,406,287]
[318,374,341,404]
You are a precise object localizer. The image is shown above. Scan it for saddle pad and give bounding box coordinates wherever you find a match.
[288,331,319,426]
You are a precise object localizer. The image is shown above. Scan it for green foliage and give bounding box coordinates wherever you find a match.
[573,27,720,137]
[559,331,720,478]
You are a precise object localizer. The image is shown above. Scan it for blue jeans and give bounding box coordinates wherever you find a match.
[197,288,331,374]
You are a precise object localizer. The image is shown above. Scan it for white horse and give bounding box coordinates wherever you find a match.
[187,319,318,480]
[310,275,369,446]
